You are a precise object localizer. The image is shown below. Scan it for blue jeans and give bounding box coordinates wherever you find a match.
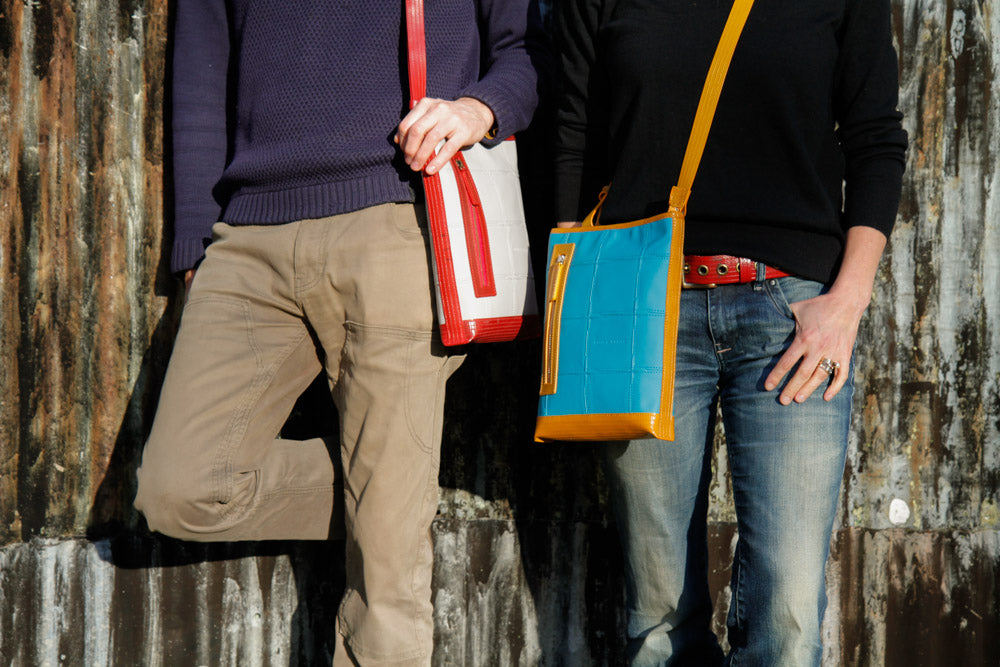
[603,275,853,666]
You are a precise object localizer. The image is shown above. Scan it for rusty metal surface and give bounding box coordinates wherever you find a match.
[1,0,998,664]
[1,0,174,544]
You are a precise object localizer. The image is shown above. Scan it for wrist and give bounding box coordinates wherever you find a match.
[826,280,872,319]
[458,96,495,138]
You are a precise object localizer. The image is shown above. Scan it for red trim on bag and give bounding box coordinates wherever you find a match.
[406,0,538,347]
[452,155,497,298]
[466,314,541,344]
[422,172,474,345]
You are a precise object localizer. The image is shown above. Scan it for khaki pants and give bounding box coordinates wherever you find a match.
[135,204,463,665]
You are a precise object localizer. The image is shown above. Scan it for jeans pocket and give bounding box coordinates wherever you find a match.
[764,276,825,321]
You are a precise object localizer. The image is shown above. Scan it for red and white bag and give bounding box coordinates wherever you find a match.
[404,0,540,346]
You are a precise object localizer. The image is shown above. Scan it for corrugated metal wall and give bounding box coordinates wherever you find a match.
[1,0,997,664]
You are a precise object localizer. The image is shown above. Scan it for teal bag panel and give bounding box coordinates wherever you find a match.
[538,214,676,418]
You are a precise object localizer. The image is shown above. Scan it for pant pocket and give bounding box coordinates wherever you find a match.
[763,276,826,320]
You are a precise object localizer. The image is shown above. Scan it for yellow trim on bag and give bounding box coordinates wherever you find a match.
[656,213,684,438]
[557,209,677,234]
[540,244,575,396]
[535,413,675,443]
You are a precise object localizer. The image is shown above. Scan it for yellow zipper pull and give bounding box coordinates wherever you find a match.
[541,244,575,396]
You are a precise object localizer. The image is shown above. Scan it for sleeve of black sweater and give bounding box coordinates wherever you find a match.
[170,0,231,274]
[552,0,610,222]
[835,0,908,236]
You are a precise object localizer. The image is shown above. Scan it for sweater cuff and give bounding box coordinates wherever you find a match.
[171,235,210,275]
[461,77,525,147]
[843,162,905,238]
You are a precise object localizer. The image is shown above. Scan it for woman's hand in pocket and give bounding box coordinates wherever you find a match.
[764,291,865,404]
[764,226,887,404]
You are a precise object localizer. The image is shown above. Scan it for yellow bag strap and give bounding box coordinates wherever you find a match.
[667,0,755,218]
[583,0,754,226]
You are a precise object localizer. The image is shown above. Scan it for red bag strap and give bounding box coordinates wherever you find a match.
[404,0,427,108]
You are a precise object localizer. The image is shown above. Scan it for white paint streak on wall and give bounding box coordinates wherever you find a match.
[193,564,212,667]
[82,539,113,666]
[267,556,296,666]
[221,576,243,666]
[235,558,265,667]
[143,548,163,667]
[889,498,911,525]
[35,541,65,667]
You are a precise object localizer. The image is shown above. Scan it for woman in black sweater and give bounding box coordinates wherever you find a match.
[553,0,907,664]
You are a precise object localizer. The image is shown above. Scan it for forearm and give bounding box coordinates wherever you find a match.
[826,225,888,318]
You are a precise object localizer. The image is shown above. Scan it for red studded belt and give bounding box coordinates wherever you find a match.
[682,255,792,288]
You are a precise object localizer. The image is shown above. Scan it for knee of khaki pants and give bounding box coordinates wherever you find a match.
[134,439,257,540]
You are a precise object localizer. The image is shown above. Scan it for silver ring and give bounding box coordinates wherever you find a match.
[818,357,841,375]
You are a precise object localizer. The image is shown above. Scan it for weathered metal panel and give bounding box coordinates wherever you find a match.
[1,527,996,665]
[842,0,1000,535]
[1,0,174,544]
[1,0,998,664]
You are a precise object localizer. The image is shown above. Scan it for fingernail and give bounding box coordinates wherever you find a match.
[764,381,774,391]
[780,395,791,405]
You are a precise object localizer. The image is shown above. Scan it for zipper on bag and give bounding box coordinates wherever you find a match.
[540,243,575,396]
[452,155,497,298]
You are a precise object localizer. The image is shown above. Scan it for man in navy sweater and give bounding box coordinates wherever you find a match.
[134,2,540,664]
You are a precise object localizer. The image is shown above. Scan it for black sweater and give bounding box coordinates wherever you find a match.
[554,0,908,283]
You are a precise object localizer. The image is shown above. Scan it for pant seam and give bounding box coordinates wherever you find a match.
[730,539,747,665]
[293,217,331,295]
[409,371,445,650]
[210,297,262,507]
[259,484,334,500]
[404,340,436,454]
[213,322,311,516]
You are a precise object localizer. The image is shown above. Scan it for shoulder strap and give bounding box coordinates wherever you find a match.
[404,0,427,108]
[583,0,755,226]
[667,0,755,218]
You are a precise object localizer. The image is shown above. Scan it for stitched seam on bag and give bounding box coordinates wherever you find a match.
[583,232,610,413]
[629,233,643,413]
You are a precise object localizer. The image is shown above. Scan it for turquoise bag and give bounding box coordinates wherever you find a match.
[535,0,754,442]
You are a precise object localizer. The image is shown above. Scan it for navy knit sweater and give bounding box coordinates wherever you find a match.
[554,0,908,283]
[171,0,542,273]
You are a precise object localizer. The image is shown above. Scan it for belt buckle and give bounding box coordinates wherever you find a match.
[682,279,717,289]
[682,259,718,289]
